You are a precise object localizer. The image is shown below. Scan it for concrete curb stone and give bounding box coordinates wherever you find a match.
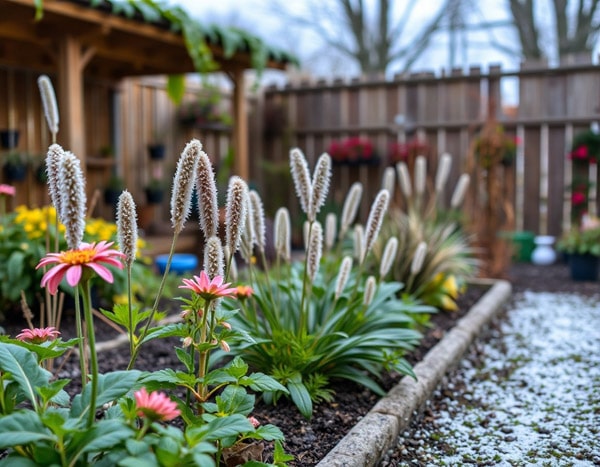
[317,279,512,467]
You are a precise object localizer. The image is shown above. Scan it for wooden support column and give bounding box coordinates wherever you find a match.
[230,67,249,181]
[57,35,95,168]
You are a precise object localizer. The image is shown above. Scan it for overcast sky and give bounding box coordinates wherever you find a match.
[167,0,519,78]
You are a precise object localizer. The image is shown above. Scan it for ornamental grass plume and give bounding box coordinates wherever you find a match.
[37,74,59,141]
[363,275,377,305]
[171,139,200,235]
[59,151,86,250]
[116,191,137,267]
[308,153,332,222]
[379,236,398,280]
[435,153,452,194]
[45,144,65,219]
[396,162,412,199]
[249,190,266,254]
[225,176,249,259]
[382,166,396,199]
[290,148,312,216]
[196,149,219,238]
[325,212,337,251]
[361,189,390,264]
[451,173,471,209]
[414,156,427,198]
[274,207,291,262]
[353,224,364,261]
[204,235,225,280]
[239,198,255,264]
[335,255,353,299]
[339,182,363,241]
[306,221,323,282]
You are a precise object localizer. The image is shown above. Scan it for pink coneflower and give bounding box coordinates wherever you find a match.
[179,271,237,301]
[0,184,15,196]
[16,326,60,344]
[36,241,125,294]
[134,387,180,422]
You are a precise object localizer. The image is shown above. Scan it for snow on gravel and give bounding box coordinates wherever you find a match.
[387,291,600,466]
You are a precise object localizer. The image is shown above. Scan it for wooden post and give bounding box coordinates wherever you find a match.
[231,67,248,180]
[57,35,95,169]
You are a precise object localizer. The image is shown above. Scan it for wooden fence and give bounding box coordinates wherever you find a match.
[257,60,600,238]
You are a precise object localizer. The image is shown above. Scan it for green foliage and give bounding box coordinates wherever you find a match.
[225,261,428,418]
[557,217,600,256]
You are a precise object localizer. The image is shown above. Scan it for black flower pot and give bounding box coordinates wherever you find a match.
[0,129,20,149]
[3,163,27,181]
[568,253,599,281]
[145,187,164,204]
[148,144,166,160]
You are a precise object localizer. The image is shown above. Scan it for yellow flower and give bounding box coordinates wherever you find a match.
[441,275,459,299]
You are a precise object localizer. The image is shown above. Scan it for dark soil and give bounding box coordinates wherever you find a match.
[1,261,583,466]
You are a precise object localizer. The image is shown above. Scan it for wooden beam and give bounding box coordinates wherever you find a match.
[57,35,94,168]
[230,68,249,181]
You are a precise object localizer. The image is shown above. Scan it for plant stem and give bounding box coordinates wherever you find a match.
[73,288,87,388]
[81,280,98,428]
[126,264,134,357]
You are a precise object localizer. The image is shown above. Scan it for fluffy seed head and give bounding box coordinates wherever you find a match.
[249,190,266,252]
[382,167,395,199]
[274,207,291,261]
[306,221,323,281]
[308,153,332,221]
[379,236,398,279]
[46,144,65,216]
[353,224,364,261]
[171,140,200,234]
[117,190,138,267]
[411,241,427,275]
[239,198,255,264]
[340,182,363,240]
[335,256,353,299]
[325,212,337,250]
[290,148,312,216]
[451,173,471,209]
[435,153,452,193]
[224,245,238,281]
[225,176,249,255]
[396,162,412,199]
[37,75,59,137]
[414,156,427,196]
[59,152,86,249]
[204,236,224,279]
[363,276,377,305]
[195,149,219,238]
[362,190,390,263]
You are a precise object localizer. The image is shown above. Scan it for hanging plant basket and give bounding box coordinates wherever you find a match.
[3,163,27,181]
[0,129,20,150]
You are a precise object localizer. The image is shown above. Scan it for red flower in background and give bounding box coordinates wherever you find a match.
[572,191,587,206]
[568,145,590,162]
[327,137,374,163]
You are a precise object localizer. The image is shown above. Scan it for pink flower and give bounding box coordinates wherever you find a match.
[36,241,125,294]
[134,387,180,422]
[179,271,237,301]
[248,416,260,428]
[0,184,15,196]
[16,327,60,344]
[572,192,587,206]
[568,145,589,161]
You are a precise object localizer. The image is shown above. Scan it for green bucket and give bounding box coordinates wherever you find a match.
[502,231,535,262]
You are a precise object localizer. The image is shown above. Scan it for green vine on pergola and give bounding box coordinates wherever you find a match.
[33,0,299,103]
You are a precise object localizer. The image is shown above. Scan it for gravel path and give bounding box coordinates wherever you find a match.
[382,290,600,466]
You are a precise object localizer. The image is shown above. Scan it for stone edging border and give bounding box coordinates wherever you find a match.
[316,279,513,467]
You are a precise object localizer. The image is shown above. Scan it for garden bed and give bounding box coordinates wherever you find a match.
[1,279,506,465]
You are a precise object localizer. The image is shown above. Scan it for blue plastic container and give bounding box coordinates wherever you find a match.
[155,253,198,275]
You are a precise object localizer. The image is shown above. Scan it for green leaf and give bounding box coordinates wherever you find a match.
[273,440,295,464]
[215,386,254,416]
[225,356,248,379]
[140,323,187,344]
[199,414,254,443]
[242,372,288,393]
[287,375,312,419]
[71,371,141,418]
[0,457,40,467]
[37,379,70,406]
[77,419,134,454]
[7,251,25,283]
[167,75,186,105]
[0,342,53,410]
[0,411,55,449]
[252,424,285,441]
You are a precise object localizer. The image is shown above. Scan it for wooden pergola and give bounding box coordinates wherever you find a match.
[0,0,293,180]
